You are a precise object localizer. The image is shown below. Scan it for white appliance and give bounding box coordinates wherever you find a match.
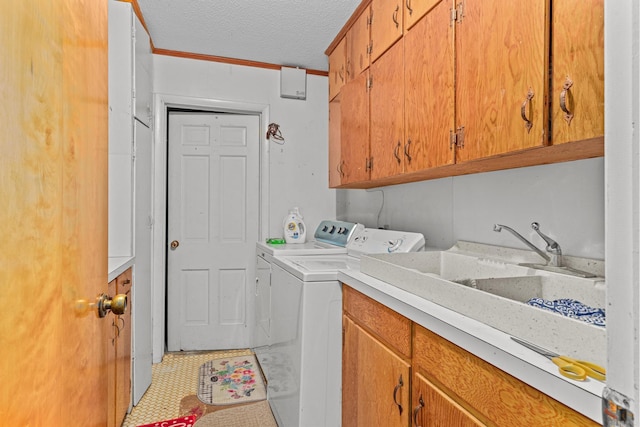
[263,228,426,427]
[254,220,363,351]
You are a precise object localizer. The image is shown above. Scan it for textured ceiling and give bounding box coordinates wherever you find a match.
[136,0,361,72]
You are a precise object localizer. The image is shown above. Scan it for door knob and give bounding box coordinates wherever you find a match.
[95,293,128,318]
[170,240,180,249]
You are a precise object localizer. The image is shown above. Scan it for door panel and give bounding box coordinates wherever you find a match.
[0,1,109,425]
[167,112,260,351]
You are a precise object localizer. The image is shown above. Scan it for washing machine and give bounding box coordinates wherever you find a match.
[264,228,426,427]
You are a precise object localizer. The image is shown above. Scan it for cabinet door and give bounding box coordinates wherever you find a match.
[347,6,372,81]
[551,0,604,145]
[455,0,549,162]
[343,316,410,427]
[404,0,442,31]
[371,0,404,62]
[341,70,371,184]
[370,39,404,180]
[329,37,347,100]
[412,372,485,427]
[115,268,132,425]
[329,95,343,187]
[404,0,455,172]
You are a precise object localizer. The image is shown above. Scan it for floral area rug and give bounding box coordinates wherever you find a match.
[197,354,266,406]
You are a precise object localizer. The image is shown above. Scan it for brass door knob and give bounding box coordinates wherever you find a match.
[95,293,128,318]
[170,240,180,249]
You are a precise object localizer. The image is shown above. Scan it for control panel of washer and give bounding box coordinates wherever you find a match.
[347,228,425,257]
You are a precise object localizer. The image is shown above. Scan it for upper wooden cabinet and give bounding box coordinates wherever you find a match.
[327,0,604,189]
[347,6,372,81]
[403,0,455,172]
[370,0,404,62]
[455,0,549,163]
[329,37,347,100]
[403,0,442,31]
[341,71,371,185]
[370,39,405,180]
[329,96,343,187]
[551,0,604,145]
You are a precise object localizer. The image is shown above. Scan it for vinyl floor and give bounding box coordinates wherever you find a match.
[122,348,275,426]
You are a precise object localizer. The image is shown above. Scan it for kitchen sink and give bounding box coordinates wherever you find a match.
[359,241,606,365]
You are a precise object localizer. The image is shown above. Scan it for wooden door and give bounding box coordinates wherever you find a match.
[404,0,442,31]
[343,317,410,427]
[347,6,372,80]
[370,39,405,180]
[329,37,347,100]
[412,372,485,426]
[404,0,455,172]
[455,0,549,162]
[0,1,109,426]
[329,95,343,187]
[371,0,404,62]
[551,0,604,145]
[341,71,371,184]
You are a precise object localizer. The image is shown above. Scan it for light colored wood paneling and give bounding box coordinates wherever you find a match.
[403,0,442,30]
[347,6,372,80]
[370,0,403,62]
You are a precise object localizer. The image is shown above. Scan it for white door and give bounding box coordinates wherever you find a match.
[167,111,260,351]
[132,119,153,403]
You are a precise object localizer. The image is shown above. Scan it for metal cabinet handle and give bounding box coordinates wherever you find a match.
[339,65,345,83]
[412,394,425,427]
[392,374,404,416]
[394,141,402,164]
[404,139,412,162]
[392,5,400,28]
[337,161,345,178]
[520,88,534,133]
[406,0,413,15]
[559,77,574,125]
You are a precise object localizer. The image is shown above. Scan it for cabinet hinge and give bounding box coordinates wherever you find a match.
[367,76,373,91]
[449,126,465,149]
[451,2,465,24]
[367,41,373,56]
[365,157,373,172]
[368,10,373,27]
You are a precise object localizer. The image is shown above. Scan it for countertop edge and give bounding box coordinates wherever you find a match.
[108,256,135,282]
[338,269,604,425]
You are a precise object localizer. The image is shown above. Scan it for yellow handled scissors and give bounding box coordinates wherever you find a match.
[511,337,606,381]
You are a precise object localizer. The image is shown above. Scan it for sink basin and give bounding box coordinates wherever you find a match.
[360,241,606,366]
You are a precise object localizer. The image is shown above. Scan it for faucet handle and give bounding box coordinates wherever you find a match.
[531,222,562,255]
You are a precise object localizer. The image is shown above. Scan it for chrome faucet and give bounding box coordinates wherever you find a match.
[530,222,562,267]
[493,223,551,264]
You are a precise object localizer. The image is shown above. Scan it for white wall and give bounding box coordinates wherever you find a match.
[153,55,336,236]
[338,157,604,259]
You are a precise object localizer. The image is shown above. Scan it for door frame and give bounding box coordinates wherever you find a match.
[152,93,270,362]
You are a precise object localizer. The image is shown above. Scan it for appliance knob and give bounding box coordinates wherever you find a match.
[388,239,403,252]
[322,225,329,232]
[329,225,336,234]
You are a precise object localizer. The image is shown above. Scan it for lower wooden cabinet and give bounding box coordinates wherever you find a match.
[342,285,599,427]
[107,267,132,427]
[412,371,484,427]
[343,316,410,427]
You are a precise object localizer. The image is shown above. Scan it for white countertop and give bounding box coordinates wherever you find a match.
[108,256,135,282]
[338,269,604,424]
